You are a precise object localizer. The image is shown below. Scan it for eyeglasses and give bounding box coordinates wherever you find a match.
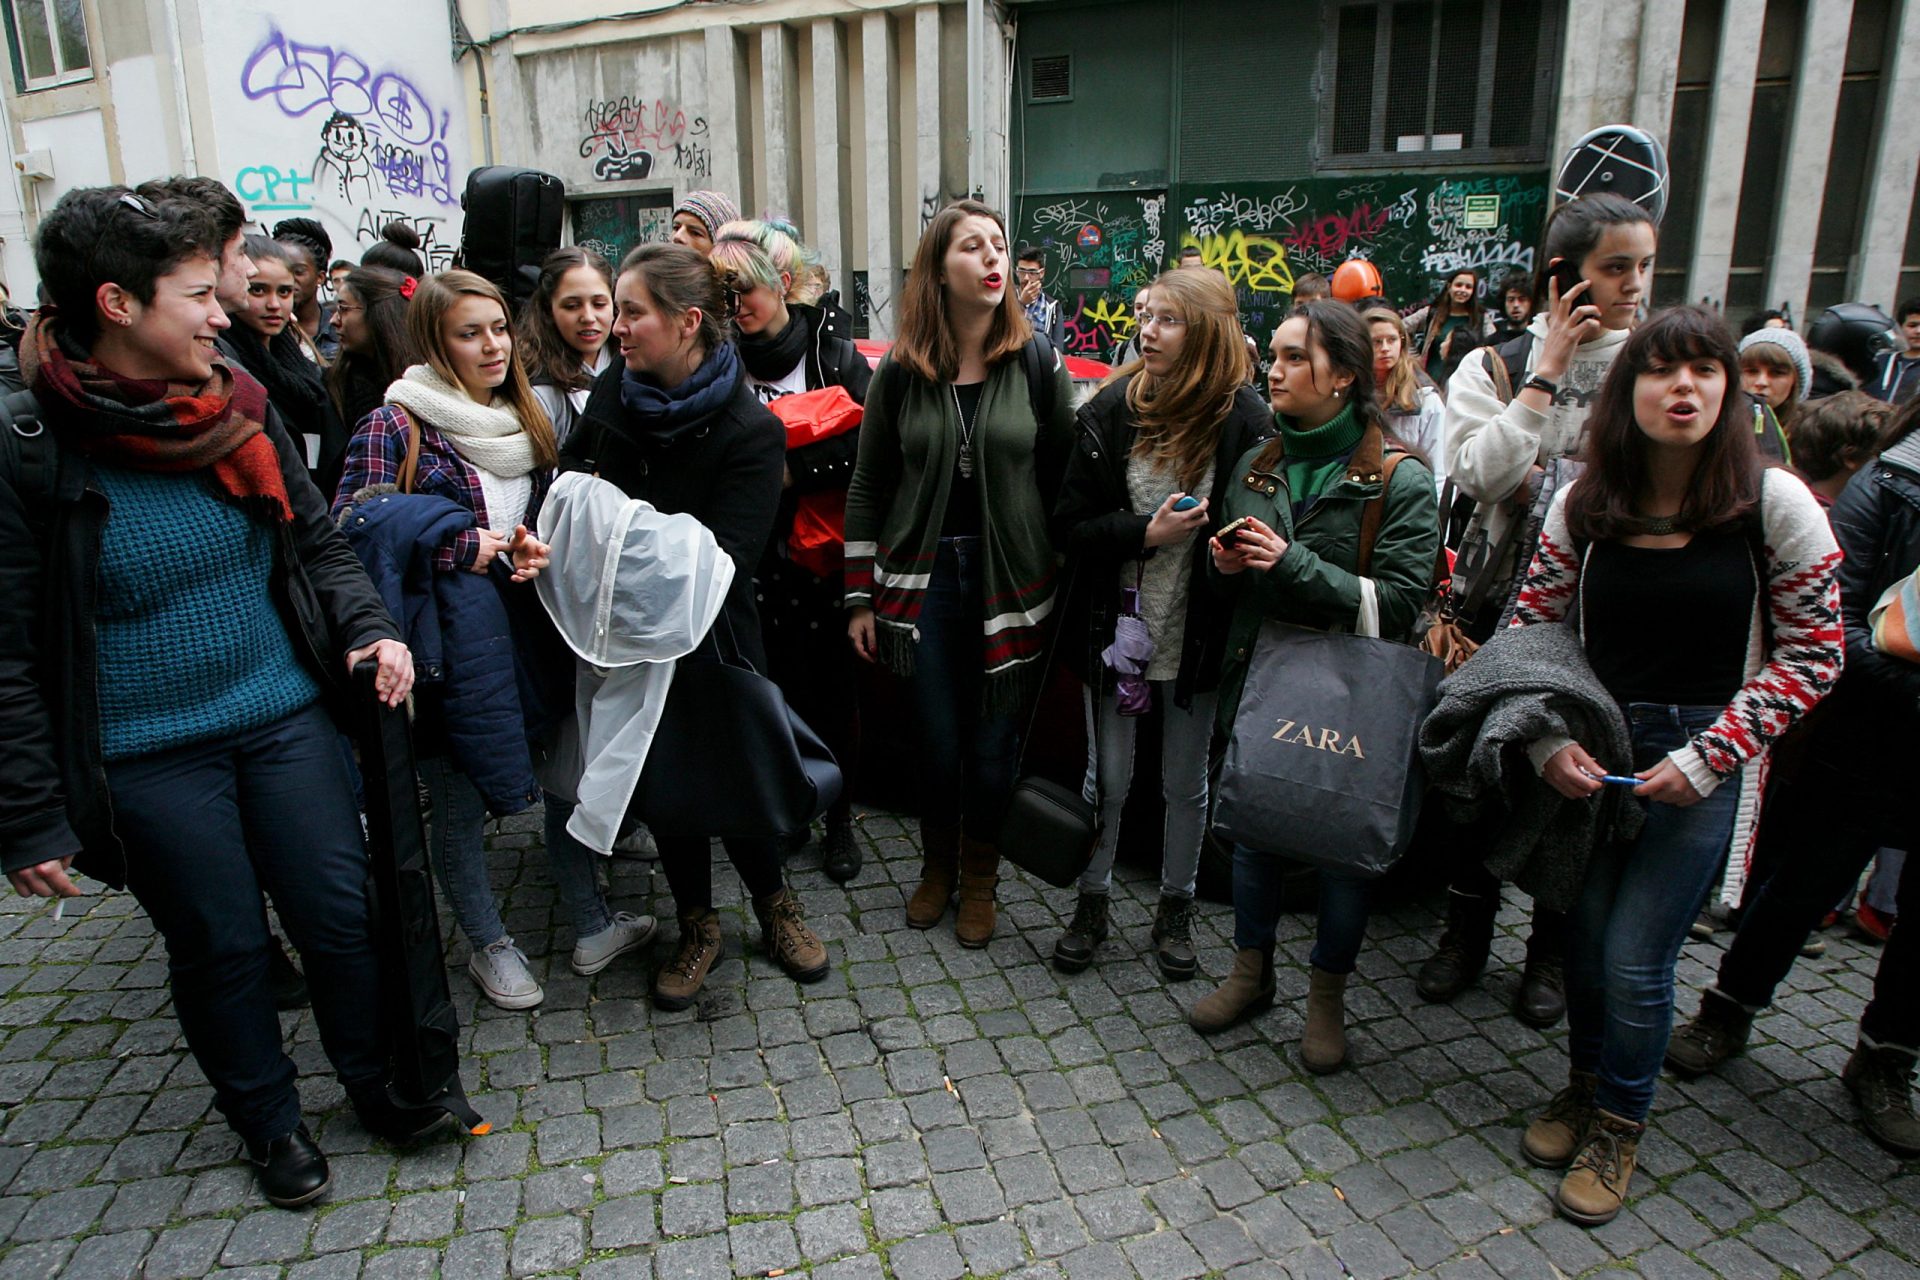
[1138,312,1188,330]
[1015,267,1045,279]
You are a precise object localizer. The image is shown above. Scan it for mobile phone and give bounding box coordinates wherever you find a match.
[1588,773,1641,786]
[1551,256,1586,304]
[1172,495,1201,512]
[1216,516,1254,546]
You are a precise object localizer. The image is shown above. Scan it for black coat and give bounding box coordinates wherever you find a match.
[1049,378,1272,708]
[0,405,399,885]
[563,362,786,671]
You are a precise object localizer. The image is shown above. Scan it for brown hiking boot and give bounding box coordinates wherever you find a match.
[1523,1069,1598,1168]
[1557,1108,1645,1226]
[1302,966,1349,1074]
[1665,986,1756,1078]
[1189,947,1275,1033]
[907,824,959,929]
[752,889,830,984]
[1843,1037,1920,1157]
[653,909,723,1011]
[955,836,999,949]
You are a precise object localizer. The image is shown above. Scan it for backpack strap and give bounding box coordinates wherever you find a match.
[1022,332,1056,430]
[0,389,54,542]
[1479,332,1533,406]
[1356,450,1406,578]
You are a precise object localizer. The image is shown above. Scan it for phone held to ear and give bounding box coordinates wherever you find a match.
[1552,257,1585,304]
[1215,516,1254,547]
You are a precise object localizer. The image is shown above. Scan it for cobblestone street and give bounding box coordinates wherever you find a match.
[0,808,1915,1279]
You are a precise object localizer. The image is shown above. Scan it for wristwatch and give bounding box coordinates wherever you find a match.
[1521,374,1560,397]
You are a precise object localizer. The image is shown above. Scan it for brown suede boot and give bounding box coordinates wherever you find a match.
[1556,1108,1645,1227]
[752,888,830,984]
[954,836,1000,949]
[653,909,723,1012]
[1523,1069,1598,1168]
[1301,966,1349,1074]
[907,824,960,929]
[1189,947,1276,1033]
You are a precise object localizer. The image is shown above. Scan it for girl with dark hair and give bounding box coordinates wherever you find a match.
[363,222,427,277]
[3,186,416,1207]
[328,265,416,436]
[231,235,351,499]
[1048,267,1270,980]
[563,242,831,1010]
[519,247,615,446]
[1187,300,1440,1067]
[710,219,874,881]
[1406,268,1488,387]
[1507,306,1841,1226]
[843,199,1078,949]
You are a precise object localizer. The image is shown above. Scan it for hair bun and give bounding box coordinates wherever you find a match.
[382,222,422,251]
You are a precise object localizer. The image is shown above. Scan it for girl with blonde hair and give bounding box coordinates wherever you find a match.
[1362,305,1447,490]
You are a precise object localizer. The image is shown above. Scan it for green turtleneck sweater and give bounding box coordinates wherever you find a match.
[1276,401,1364,516]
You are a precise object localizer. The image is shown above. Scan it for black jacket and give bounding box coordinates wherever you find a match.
[1049,378,1272,708]
[0,406,399,885]
[564,363,786,671]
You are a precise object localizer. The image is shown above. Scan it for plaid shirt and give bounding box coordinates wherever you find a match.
[334,404,553,573]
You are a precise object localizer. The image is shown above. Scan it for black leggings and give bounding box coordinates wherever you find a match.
[657,835,784,914]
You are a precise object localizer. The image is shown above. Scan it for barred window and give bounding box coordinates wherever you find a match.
[4,0,91,92]
[1321,0,1561,169]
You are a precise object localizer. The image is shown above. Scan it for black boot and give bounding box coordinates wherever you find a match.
[1843,1037,1920,1157]
[267,937,309,1011]
[821,815,862,884]
[1151,893,1197,981]
[245,1123,331,1209]
[1052,891,1109,973]
[1416,889,1497,1002]
[1665,987,1756,1078]
[1514,929,1567,1029]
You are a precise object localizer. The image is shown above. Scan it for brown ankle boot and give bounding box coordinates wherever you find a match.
[955,836,1000,949]
[1523,1069,1598,1168]
[653,909,723,1012]
[1301,966,1349,1074]
[1189,947,1275,1033]
[752,888,829,984]
[907,824,959,929]
[1556,1108,1645,1227]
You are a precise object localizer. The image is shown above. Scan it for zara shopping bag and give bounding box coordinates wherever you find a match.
[1213,608,1444,879]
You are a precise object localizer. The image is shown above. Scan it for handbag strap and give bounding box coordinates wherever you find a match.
[1356,451,1407,578]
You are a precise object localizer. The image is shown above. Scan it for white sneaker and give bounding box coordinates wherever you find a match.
[613,826,658,860]
[469,937,544,1009]
[571,911,658,976]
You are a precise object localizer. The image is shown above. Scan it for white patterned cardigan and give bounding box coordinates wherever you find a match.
[1507,468,1846,907]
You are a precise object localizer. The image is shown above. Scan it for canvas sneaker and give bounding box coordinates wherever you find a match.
[571,911,658,976]
[469,937,543,1009]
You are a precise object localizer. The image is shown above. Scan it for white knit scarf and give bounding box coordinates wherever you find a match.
[385,364,537,478]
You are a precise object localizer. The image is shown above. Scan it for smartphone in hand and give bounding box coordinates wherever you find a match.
[1215,516,1254,547]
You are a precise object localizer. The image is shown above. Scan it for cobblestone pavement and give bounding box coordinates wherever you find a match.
[0,808,1916,1279]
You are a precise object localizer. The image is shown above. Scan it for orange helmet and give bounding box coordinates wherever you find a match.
[1330,258,1384,302]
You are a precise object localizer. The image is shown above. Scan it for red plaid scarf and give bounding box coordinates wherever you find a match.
[21,316,293,523]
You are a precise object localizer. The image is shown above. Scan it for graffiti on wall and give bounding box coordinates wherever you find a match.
[1015,192,1169,359]
[579,97,711,183]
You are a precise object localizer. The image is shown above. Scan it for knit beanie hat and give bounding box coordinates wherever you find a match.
[1739,326,1813,399]
[673,190,741,238]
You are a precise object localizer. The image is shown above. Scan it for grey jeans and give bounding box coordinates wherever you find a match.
[1078,681,1216,898]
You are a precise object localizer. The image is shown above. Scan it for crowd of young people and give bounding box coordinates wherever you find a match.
[0,171,1910,1230]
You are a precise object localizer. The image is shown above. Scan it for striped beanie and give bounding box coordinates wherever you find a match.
[673,190,741,239]
[1739,326,1813,399]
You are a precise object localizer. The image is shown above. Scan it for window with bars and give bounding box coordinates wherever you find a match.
[4,0,91,91]
[1322,0,1560,169]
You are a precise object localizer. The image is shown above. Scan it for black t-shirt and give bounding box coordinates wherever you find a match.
[939,381,986,539]
[1583,532,1758,707]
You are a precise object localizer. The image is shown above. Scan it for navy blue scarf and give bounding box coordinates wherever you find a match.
[619,341,741,444]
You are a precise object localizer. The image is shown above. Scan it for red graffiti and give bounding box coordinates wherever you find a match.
[1285,203,1392,259]
[579,96,697,161]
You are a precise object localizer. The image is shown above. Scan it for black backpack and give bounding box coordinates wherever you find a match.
[0,389,52,541]
[456,167,566,316]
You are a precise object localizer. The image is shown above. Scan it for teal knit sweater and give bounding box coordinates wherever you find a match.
[94,468,321,761]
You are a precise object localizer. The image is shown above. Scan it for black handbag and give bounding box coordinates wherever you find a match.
[627,616,842,840]
[997,565,1102,888]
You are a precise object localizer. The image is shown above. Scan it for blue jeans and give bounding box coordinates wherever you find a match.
[106,703,386,1146]
[1232,845,1371,973]
[1567,704,1741,1122]
[418,754,506,951]
[907,538,1022,840]
[541,795,615,938]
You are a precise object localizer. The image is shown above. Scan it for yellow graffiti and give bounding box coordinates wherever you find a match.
[1181,231,1295,296]
[1081,295,1138,341]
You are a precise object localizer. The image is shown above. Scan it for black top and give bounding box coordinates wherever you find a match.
[1583,532,1758,707]
[939,381,986,540]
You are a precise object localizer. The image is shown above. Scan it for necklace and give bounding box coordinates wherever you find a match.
[951,384,980,479]
[1635,513,1680,535]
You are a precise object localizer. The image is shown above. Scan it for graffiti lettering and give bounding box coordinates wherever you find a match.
[579,96,707,183]
[1285,203,1392,259]
[1420,240,1536,277]
[1141,194,1166,268]
[234,164,314,211]
[241,31,437,147]
[355,208,455,272]
[1180,231,1295,296]
[1183,189,1307,238]
[1030,197,1099,230]
[1081,296,1138,343]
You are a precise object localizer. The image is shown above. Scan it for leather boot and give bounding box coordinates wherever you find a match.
[1843,1036,1920,1157]
[1416,889,1496,1003]
[752,888,830,984]
[653,909,723,1012]
[1665,987,1756,1078]
[1523,1068,1598,1168]
[907,824,960,929]
[1052,890,1109,973]
[1514,928,1567,1028]
[1556,1108,1645,1227]
[955,836,1000,949]
[1151,893,1197,981]
[1189,947,1275,1033]
[1301,966,1349,1074]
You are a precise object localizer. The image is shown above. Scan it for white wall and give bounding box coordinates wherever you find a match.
[194,0,472,269]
